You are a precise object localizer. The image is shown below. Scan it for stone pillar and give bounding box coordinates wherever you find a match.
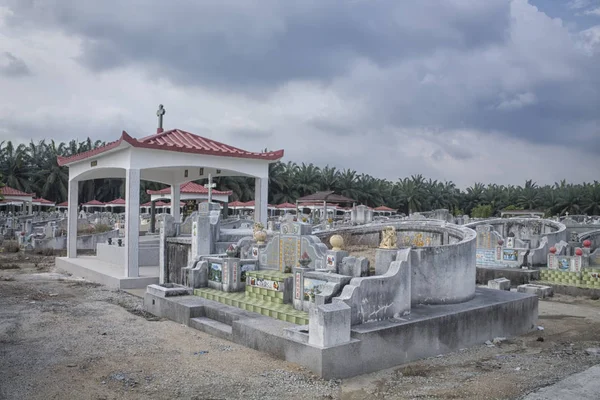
[308,302,351,348]
[27,201,33,215]
[171,183,180,223]
[159,214,175,284]
[254,177,268,226]
[150,200,156,233]
[124,168,140,278]
[196,202,221,256]
[67,179,78,258]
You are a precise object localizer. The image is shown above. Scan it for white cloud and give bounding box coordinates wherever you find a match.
[568,0,591,10]
[496,92,537,110]
[584,7,600,15]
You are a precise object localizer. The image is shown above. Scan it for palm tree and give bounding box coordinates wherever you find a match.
[34,140,69,202]
[319,166,339,191]
[294,163,321,197]
[582,182,600,215]
[0,141,30,193]
[517,180,541,209]
[396,177,426,214]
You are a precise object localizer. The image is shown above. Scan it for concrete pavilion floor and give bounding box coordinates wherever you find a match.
[55,256,159,289]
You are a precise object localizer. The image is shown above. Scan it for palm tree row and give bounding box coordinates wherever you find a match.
[1,139,598,217]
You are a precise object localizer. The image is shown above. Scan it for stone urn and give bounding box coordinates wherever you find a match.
[225,244,237,258]
[299,252,312,267]
[254,230,267,245]
[330,234,344,251]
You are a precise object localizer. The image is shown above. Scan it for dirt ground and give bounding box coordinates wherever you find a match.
[2,252,600,400]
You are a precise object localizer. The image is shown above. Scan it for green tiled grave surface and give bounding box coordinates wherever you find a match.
[194,288,308,325]
[539,268,600,288]
[245,285,284,303]
[246,270,293,281]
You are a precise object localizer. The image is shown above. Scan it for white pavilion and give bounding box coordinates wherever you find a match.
[56,113,283,284]
[0,186,35,214]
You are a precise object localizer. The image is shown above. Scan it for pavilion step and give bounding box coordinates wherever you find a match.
[189,317,233,341]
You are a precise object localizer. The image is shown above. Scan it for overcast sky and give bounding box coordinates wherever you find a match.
[0,0,599,188]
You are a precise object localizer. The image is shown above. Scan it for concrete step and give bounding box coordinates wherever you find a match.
[190,317,233,340]
[194,288,309,325]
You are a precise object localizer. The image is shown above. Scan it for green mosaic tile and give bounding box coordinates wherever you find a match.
[194,288,308,325]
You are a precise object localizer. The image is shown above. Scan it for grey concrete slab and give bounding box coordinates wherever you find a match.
[521,364,600,400]
[56,257,159,289]
[144,287,537,379]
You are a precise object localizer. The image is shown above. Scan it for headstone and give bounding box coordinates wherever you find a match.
[351,205,373,225]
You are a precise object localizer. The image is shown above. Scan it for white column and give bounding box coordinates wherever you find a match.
[207,173,213,203]
[254,177,268,226]
[171,183,181,223]
[125,168,140,278]
[27,201,33,215]
[67,179,78,258]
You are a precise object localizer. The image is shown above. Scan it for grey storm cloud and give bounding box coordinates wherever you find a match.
[6,0,510,89]
[0,52,31,77]
[2,0,600,177]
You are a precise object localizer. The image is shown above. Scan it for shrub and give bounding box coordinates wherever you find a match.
[2,240,20,253]
[93,224,112,234]
[34,248,55,256]
[471,204,493,218]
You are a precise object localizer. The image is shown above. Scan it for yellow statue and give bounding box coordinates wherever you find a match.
[379,226,397,249]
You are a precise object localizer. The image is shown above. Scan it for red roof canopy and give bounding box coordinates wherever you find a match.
[276,202,296,209]
[106,198,126,205]
[57,201,69,207]
[82,199,105,206]
[141,200,169,207]
[0,186,34,197]
[374,205,395,212]
[58,129,284,166]
[228,201,246,207]
[146,181,232,196]
[33,198,55,205]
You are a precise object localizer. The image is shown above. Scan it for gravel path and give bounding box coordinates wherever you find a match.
[2,253,600,399]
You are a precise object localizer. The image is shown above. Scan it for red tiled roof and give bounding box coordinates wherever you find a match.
[228,201,246,207]
[374,206,395,212]
[58,129,284,166]
[276,202,296,209]
[0,186,34,197]
[298,202,339,207]
[146,181,232,195]
[141,200,169,207]
[33,198,55,205]
[106,198,126,205]
[57,201,69,207]
[82,199,105,206]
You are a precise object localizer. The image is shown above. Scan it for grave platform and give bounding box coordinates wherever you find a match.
[476,266,540,286]
[145,287,538,379]
[56,256,159,289]
[194,287,308,325]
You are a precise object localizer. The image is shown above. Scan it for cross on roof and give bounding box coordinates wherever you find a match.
[156,104,166,130]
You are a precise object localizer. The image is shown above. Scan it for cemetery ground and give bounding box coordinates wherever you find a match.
[2,253,600,400]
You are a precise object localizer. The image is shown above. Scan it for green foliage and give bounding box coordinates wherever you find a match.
[471,204,493,218]
[503,205,523,211]
[1,138,599,217]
